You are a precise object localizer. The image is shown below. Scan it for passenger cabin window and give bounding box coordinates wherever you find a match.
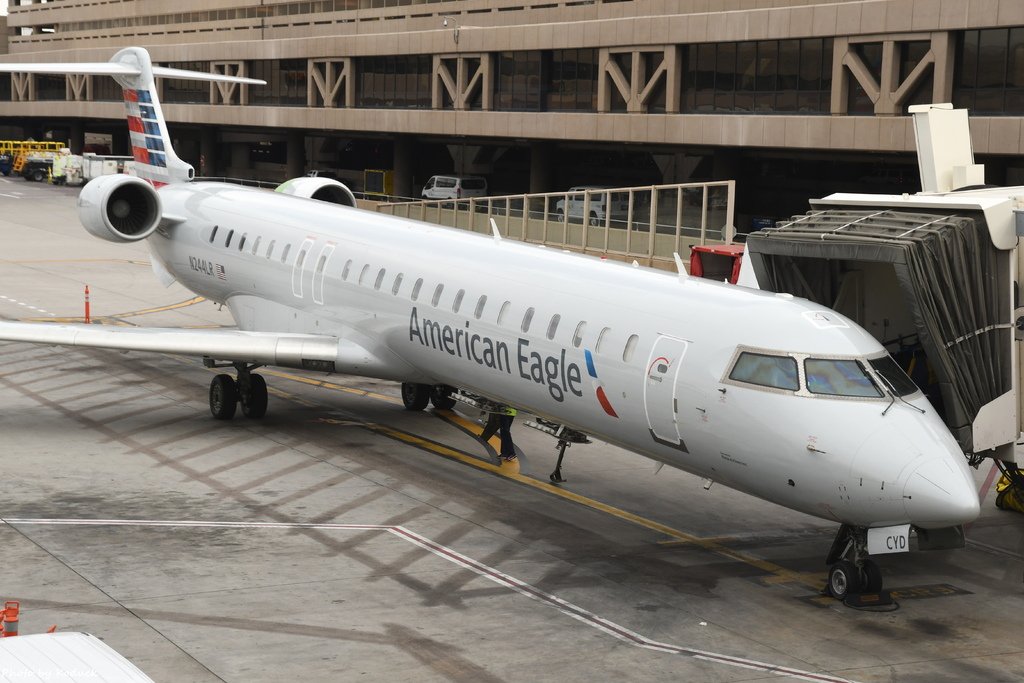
[225,230,234,248]
[431,284,444,307]
[342,259,352,280]
[729,352,799,391]
[411,278,423,301]
[623,334,639,362]
[392,273,404,295]
[805,359,881,398]
[572,321,586,348]
[546,314,560,340]
[295,247,307,270]
[358,264,370,285]
[251,236,261,256]
[869,356,919,397]
[497,301,511,325]
[374,268,386,290]
[453,289,465,313]
[266,240,275,259]
[316,254,328,275]
[238,234,247,252]
[521,307,535,333]
[474,295,487,319]
[595,326,610,352]
[209,225,218,243]
[281,244,291,264]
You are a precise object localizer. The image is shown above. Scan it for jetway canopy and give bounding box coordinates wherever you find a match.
[745,209,1013,453]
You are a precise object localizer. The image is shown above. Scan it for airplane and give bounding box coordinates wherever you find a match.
[0,47,980,601]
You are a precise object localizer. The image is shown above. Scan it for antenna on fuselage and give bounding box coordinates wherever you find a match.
[672,252,689,283]
[489,218,502,242]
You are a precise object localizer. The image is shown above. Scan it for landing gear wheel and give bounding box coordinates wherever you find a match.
[240,373,268,419]
[861,559,883,593]
[828,560,862,600]
[401,382,431,411]
[209,374,238,420]
[430,385,456,410]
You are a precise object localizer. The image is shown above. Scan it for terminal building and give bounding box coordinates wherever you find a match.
[2,0,1024,227]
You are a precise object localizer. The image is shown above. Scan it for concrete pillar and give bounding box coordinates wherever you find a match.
[200,128,217,177]
[392,136,414,199]
[286,130,305,179]
[529,141,554,194]
[230,142,249,176]
[68,120,85,155]
[110,130,130,156]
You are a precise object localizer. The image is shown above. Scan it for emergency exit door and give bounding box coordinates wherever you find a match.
[643,335,689,451]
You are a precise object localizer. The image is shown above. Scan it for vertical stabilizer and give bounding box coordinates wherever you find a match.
[0,47,263,187]
[110,48,192,186]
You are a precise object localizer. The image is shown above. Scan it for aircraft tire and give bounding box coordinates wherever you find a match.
[827,560,861,600]
[402,382,430,411]
[430,385,456,410]
[210,374,238,420]
[240,373,268,419]
[861,559,883,593]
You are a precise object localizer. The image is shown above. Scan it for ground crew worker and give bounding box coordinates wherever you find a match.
[51,149,68,185]
[481,406,518,461]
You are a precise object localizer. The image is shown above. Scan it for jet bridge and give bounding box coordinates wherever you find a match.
[743,104,1023,464]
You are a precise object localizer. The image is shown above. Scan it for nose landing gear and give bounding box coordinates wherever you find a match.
[825,524,889,605]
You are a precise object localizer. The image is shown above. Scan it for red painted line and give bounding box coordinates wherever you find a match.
[977,461,1000,505]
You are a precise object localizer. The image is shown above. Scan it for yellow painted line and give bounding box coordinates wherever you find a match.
[435,407,503,453]
[23,296,207,324]
[262,369,403,406]
[110,296,207,318]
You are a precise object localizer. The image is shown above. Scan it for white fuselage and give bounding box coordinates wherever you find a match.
[149,182,980,529]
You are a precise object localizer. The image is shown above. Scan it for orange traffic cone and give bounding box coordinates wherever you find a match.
[1,601,19,637]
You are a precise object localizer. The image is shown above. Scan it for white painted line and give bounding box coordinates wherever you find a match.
[2,518,859,683]
[0,193,20,199]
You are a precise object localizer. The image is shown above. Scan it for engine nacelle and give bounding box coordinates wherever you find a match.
[78,174,163,243]
[275,177,357,207]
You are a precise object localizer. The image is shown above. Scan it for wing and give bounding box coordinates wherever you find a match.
[0,321,356,374]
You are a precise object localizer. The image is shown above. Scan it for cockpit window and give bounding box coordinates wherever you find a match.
[729,352,799,391]
[805,359,882,398]
[869,355,920,397]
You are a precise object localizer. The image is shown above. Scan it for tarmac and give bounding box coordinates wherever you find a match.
[0,178,1022,682]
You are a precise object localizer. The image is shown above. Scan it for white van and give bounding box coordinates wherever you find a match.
[421,175,488,201]
[555,186,631,226]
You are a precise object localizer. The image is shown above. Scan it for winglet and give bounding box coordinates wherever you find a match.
[490,218,502,242]
[673,252,689,282]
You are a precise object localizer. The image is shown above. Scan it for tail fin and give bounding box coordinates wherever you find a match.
[0,47,264,186]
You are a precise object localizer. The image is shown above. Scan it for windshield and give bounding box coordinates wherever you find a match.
[805,359,882,397]
[869,355,920,397]
[728,352,799,391]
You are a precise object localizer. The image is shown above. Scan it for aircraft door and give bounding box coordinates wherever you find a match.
[312,243,335,305]
[644,335,689,451]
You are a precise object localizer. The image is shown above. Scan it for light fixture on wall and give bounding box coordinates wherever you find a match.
[442,16,460,46]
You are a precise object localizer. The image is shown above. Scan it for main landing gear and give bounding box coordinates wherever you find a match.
[400,383,456,411]
[207,361,268,420]
[825,524,885,602]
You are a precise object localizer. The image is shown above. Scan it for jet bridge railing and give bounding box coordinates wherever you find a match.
[376,181,736,267]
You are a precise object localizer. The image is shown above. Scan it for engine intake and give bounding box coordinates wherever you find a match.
[78,175,162,243]
[275,177,357,207]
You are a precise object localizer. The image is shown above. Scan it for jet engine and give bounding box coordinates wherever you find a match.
[78,174,163,243]
[275,177,357,207]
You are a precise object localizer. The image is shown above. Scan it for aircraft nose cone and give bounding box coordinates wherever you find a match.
[903,458,980,528]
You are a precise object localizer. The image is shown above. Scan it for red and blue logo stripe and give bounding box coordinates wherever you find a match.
[584,349,619,418]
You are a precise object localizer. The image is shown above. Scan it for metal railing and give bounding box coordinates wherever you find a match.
[376,181,736,267]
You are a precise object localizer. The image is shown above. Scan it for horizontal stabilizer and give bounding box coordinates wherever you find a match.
[0,61,265,85]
